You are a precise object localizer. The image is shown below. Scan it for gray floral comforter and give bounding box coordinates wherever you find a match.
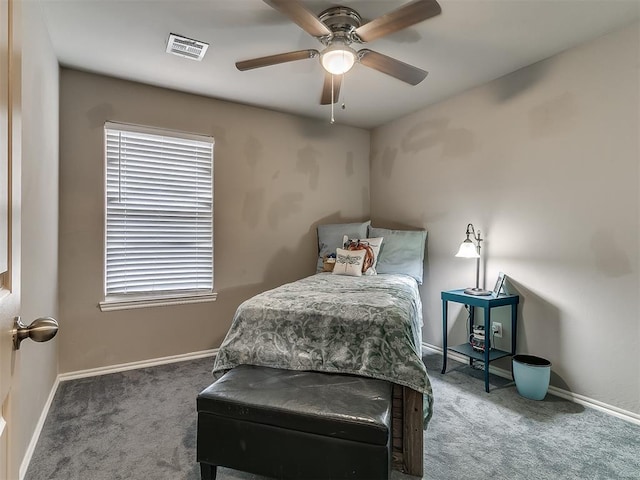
[213,272,433,426]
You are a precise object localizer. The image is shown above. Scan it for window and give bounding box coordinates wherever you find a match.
[100,122,215,311]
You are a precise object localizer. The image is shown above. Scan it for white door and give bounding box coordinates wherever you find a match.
[0,0,22,476]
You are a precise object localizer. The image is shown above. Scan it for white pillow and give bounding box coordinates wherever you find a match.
[332,248,366,277]
[342,236,384,275]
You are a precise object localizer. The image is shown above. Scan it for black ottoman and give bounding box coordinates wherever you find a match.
[197,365,392,480]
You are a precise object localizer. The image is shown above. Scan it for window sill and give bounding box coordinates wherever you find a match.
[99,292,217,312]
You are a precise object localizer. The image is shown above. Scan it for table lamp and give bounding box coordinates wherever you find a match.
[455,223,491,296]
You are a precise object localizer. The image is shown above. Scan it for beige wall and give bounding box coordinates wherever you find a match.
[55,19,639,419]
[15,0,59,475]
[58,69,370,373]
[371,23,640,414]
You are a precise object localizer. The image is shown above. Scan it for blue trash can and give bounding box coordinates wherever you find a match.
[512,355,551,400]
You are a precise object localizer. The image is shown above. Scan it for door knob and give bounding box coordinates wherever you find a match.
[12,316,59,350]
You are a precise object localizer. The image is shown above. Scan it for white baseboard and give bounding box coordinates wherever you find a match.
[19,375,60,480]
[19,348,218,479]
[545,385,640,426]
[422,342,640,427]
[58,348,218,382]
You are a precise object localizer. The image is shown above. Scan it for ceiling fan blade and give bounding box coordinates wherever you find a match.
[320,73,342,105]
[358,49,427,85]
[263,0,332,38]
[354,0,441,43]
[236,49,319,71]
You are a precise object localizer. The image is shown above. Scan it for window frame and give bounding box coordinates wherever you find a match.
[99,122,216,312]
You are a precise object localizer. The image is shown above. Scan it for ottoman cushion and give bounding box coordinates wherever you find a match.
[197,365,392,446]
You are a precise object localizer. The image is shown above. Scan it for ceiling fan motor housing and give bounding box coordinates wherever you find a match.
[318,6,362,44]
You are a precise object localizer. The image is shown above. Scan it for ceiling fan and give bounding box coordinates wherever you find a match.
[236,0,442,105]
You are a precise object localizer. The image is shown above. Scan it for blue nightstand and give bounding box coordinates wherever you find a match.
[441,289,520,392]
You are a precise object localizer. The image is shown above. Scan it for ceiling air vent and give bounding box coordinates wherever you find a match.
[166,33,209,61]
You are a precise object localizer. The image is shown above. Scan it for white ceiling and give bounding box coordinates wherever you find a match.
[39,0,640,129]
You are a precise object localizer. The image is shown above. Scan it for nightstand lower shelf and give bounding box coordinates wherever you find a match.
[448,343,512,362]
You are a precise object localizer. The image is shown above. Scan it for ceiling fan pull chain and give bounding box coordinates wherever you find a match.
[341,73,346,110]
[330,74,335,124]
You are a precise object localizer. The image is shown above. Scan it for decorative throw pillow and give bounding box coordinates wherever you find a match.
[342,236,384,275]
[316,221,370,273]
[332,248,366,277]
[368,227,427,284]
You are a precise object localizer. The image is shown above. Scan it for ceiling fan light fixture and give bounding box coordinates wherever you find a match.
[320,43,356,75]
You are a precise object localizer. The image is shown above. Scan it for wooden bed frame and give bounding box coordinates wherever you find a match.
[391,384,424,477]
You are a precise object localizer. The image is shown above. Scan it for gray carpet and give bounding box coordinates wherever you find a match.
[25,352,640,480]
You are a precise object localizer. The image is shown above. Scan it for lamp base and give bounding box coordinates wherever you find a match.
[464,287,492,296]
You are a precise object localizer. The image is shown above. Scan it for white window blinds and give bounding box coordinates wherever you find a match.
[104,123,214,297]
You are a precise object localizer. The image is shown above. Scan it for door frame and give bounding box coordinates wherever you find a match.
[0,0,22,478]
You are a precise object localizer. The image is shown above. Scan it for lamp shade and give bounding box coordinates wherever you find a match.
[455,239,479,258]
[321,44,356,75]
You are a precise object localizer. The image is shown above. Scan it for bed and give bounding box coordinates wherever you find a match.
[213,271,432,475]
